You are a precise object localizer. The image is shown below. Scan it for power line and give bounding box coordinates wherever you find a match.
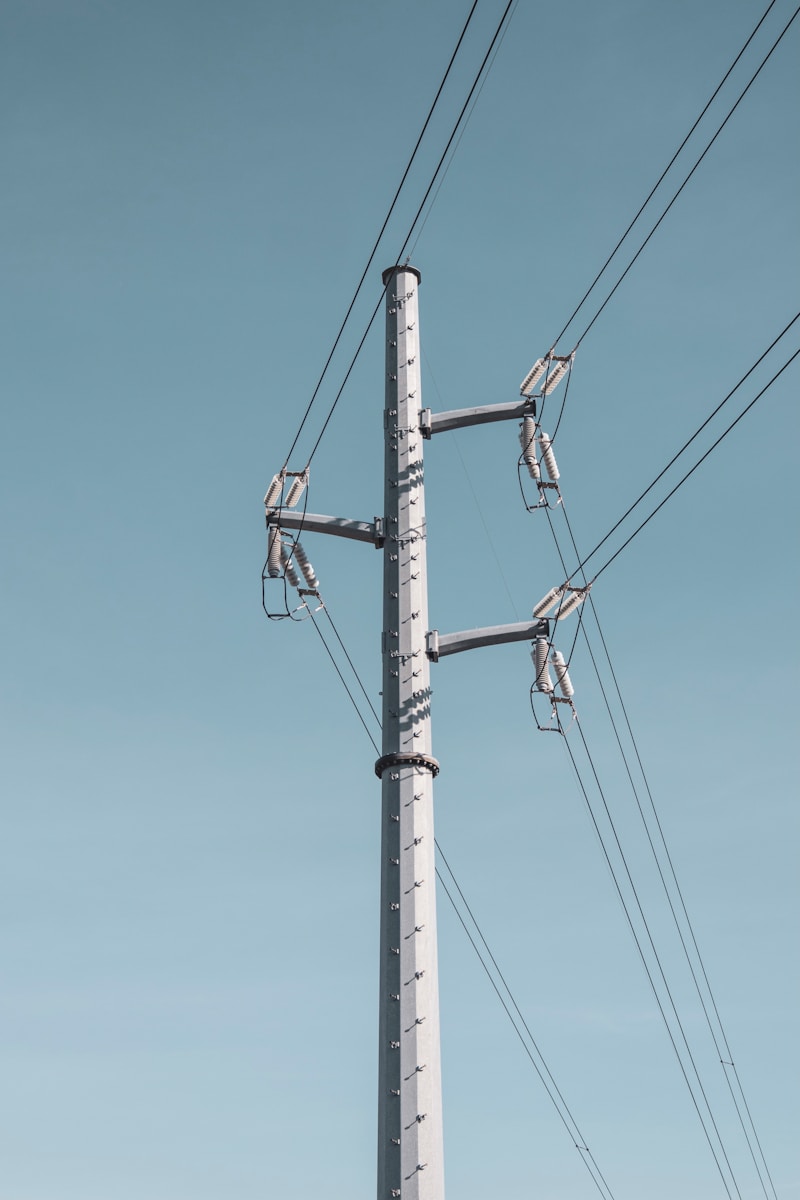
[299,532,743,1197]
[295,587,620,1194]
[408,1,516,260]
[538,510,746,1197]
[303,0,519,470]
[560,725,742,1200]
[589,345,800,582]
[435,852,617,1200]
[322,605,382,729]
[579,583,779,1200]
[533,335,787,1194]
[551,0,780,349]
[424,348,520,619]
[280,0,483,471]
[568,3,799,352]
[549,493,779,1200]
[306,604,380,755]
[564,312,799,581]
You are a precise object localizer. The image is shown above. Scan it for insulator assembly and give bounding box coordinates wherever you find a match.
[264,473,283,508]
[519,416,540,480]
[520,358,547,398]
[267,526,282,578]
[556,585,590,620]
[284,473,307,508]
[551,650,574,698]
[293,540,319,590]
[541,360,568,396]
[532,585,565,618]
[281,547,301,589]
[539,432,560,482]
[532,636,553,693]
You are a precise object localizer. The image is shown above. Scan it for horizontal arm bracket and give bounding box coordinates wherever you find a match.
[266,511,384,547]
[426,619,549,662]
[420,399,535,438]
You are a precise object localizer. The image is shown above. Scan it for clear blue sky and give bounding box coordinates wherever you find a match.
[2,2,798,1197]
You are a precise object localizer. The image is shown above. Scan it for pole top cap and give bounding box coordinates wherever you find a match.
[382,264,421,287]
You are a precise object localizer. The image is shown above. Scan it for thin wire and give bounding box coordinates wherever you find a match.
[408,1,516,258]
[540,423,781,1197]
[280,0,483,470]
[322,605,382,728]
[560,726,739,1199]
[570,4,800,351]
[423,347,520,618]
[304,0,519,470]
[551,0,779,348]
[307,606,381,755]
[556,495,775,1200]
[304,593,620,1194]
[451,430,520,617]
[435,864,616,1200]
[590,346,800,582]
[541,498,744,1195]
[576,574,777,1200]
[435,840,617,1199]
[729,1063,780,1200]
[565,312,800,580]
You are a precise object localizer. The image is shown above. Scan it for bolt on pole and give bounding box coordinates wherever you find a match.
[375,265,445,1199]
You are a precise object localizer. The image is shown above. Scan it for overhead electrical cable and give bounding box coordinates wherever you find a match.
[557,314,799,582]
[568,3,800,352]
[575,573,778,1200]
[588,346,799,583]
[322,605,382,729]
[551,0,780,349]
[268,1,520,585]
[414,337,778,1192]
[303,0,519,470]
[435,841,617,1199]
[559,725,742,1200]
[550,496,778,1200]
[307,606,380,756]
[536,502,751,1196]
[543,508,752,1197]
[424,348,520,618]
[279,0,483,471]
[408,2,516,258]
[533,324,789,1193]
[435,856,616,1200]
[294,589,619,1196]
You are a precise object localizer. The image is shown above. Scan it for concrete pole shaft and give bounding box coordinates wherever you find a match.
[377,266,445,1199]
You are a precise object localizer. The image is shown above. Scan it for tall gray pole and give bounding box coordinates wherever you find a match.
[375,265,445,1199]
[265,264,568,1193]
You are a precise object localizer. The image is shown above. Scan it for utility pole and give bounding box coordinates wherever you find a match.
[263,265,583,1200]
[375,265,444,1199]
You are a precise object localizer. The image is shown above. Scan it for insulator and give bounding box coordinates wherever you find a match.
[520,416,540,480]
[520,358,546,397]
[551,650,574,698]
[541,361,568,396]
[556,587,589,620]
[264,473,283,508]
[280,547,301,588]
[267,526,282,578]
[539,432,560,481]
[532,636,553,693]
[532,584,564,618]
[284,474,307,508]
[293,540,319,589]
